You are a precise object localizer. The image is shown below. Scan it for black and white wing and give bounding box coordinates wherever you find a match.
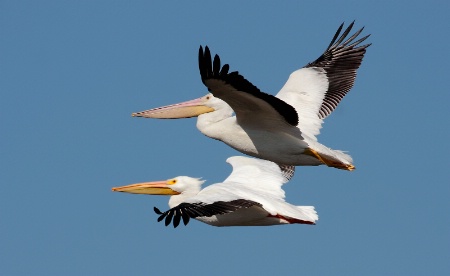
[276,22,371,138]
[278,164,295,181]
[199,46,299,127]
[153,199,261,228]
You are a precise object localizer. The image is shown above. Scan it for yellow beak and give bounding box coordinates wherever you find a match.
[132,97,214,119]
[112,181,180,195]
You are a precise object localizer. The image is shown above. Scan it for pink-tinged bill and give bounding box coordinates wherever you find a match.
[112,181,180,195]
[132,97,214,119]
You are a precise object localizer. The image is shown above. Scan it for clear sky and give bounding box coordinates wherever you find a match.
[1,1,449,275]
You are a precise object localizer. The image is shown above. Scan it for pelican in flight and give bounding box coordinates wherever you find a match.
[133,22,371,170]
[112,156,318,227]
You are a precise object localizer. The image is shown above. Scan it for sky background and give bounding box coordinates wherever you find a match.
[1,1,449,275]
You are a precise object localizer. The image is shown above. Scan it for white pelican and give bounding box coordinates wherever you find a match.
[133,22,371,171]
[112,156,318,227]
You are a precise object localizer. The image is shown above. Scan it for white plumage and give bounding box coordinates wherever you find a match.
[133,22,371,171]
[112,156,318,227]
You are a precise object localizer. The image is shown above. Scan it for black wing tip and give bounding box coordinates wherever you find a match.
[327,21,370,50]
[173,209,181,228]
[309,20,371,68]
[154,206,192,228]
[309,21,371,119]
[199,45,223,83]
[154,206,163,215]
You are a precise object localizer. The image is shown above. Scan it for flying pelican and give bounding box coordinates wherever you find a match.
[133,22,371,171]
[112,156,318,227]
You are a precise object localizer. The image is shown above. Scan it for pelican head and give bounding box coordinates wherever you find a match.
[131,93,225,119]
[112,176,204,196]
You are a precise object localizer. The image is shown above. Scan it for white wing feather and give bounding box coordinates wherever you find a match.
[276,67,328,139]
[185,156,288,205]
[179,156,318,223]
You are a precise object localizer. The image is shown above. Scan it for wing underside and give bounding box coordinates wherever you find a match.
[276,22,371,137]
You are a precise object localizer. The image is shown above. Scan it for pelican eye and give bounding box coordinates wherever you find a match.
[206,96,210,100]
[167,179,177,185]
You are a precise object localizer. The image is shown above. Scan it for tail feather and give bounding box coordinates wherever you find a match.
[296,206,319,223]
[332,149,353,165]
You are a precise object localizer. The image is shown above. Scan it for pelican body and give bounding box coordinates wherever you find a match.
[112,156,318,227]
[133,22,371,171]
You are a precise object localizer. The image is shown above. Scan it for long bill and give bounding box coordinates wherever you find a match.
[132,96,214,119]
[112,181,180,195]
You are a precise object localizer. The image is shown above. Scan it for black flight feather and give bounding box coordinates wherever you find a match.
[173,209,181,228]
[305,21,371,119]
[153,207,163,215]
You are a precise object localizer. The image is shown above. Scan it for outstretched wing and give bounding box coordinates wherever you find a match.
[223,156,294,185]
[276,22,371,138]
[216,156,293,201]
[307,21,371,119]
[199,46,298,127]
[154,199,261,228]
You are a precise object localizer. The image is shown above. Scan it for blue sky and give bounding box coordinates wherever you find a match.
[1,1,449,275]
